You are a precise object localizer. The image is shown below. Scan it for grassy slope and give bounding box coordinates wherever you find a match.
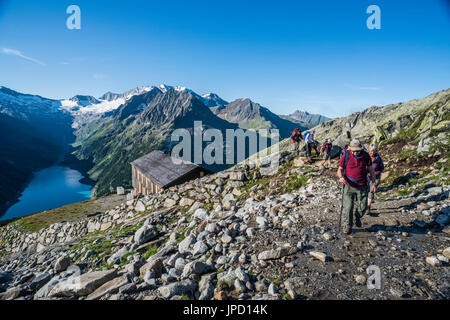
[6,193,127,232]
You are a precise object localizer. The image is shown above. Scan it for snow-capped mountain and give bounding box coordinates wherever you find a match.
[0,86,64,121]
[156,84,227,107]
[58,84,228,128]
[200,93,228,107]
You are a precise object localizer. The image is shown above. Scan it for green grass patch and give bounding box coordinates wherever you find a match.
[13,199,98,232]
[204,202,214,211]
[0,249,9,258]
[283,174,309,193]
[117,225,141,238]
[397,149,417,161]
[176,233,186,244]
[10,193,127,233]
[119,251,137,267]
[142,245,158,260]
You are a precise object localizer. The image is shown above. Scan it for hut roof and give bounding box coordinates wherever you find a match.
[131,151,200,188]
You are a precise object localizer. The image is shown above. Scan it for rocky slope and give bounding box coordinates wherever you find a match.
[0,141,448,300]
[313,88,449,146]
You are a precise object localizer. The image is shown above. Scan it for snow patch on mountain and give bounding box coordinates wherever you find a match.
[0,87,63,120]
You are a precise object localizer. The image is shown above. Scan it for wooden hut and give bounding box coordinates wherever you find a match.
[131,151,208,195]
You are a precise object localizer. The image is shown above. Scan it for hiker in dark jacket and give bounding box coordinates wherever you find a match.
[367,143,384,215]
[291,128,303,153]
[337,139,377,235]
[320,139,333,168]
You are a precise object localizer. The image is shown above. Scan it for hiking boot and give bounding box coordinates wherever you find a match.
[343,225,352,235]
[355,214,362,228]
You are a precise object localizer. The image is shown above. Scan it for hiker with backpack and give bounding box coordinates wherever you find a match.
[304,130,315,159]
[367,143,384,216]
[320,138,333,168]
[291,128,303,153]
[337,139,377,235]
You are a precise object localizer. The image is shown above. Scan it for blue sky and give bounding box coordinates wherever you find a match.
[0,0,449,118]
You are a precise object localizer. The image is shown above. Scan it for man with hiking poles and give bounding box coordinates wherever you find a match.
[337,139,377,235]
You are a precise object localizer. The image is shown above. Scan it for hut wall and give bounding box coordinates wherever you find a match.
[132,165,163,195]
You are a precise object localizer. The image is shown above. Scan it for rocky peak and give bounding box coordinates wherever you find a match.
[70,95,100,106]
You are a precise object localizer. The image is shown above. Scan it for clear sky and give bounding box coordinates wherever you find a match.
[0,0,449,118]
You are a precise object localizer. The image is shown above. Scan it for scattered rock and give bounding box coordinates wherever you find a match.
[86,276,129,300]
[390,288,404,298]
[443,247,450,259]
[355,275,366,285]
[134,201,146,212]
[194,208,209,221]
[29,272,52,291]
[268,283,278,295]
[258,247,299,261]
[139,259,164,279]
[134,225,158,245]
[426,256,441,267]
[158,280,198,299]
[309,251,328,262]
[54,256,71,273]
[49,270,118,297]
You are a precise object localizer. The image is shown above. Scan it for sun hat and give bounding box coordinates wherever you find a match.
[349,139,363,151]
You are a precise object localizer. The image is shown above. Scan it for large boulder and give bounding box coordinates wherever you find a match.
[164,198,177,208]
[29,272,52,291]
[181,261,208,278]
[257,247,299,261]
[158,280,198,299]
[48,270,118,297]
[194,208,209,221]
[134,201,146,212]
[178,235,196,254]
[86,276,129,300]
[229,171,246,181]
[34,276,61,299]
[139,258,164,279]
[54,256,71,273]
[107,246,130,265]
[134,225,158,245]
[192,241,209,256]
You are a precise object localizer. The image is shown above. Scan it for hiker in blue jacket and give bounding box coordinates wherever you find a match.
[304,130,315,159]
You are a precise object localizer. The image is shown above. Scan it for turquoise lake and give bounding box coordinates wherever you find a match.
[1,166,92,221]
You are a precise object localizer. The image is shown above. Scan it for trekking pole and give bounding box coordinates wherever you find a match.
[338,184,344,232]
